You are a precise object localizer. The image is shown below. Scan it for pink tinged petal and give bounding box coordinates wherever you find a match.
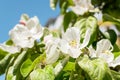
[19,14,29,26]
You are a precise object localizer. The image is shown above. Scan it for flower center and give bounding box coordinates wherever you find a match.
[102,50,110,54]
[69,40,77,48]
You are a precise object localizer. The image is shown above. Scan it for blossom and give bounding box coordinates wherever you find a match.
[70,0,95,15]
[59,27,90,58]
[48,15,64,31]
[109,56,120,68]
[89,39,114,64]
[0,43,20,54]
[9,14,43,48]
[94,12,103,25]
[44,34,60,64]
[54,62,63,76]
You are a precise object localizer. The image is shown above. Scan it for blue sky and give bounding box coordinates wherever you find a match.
[0,0,60,43]
[0,0,59,79]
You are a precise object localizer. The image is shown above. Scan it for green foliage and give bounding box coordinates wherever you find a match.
[5,39,13,46]
[63,62,75,71]
[20,53,46,77]
[78,55,113,80]
[30,65,55,80]
[103,14,120,31]
[0,54,12,75]
[6,51,27,80]
[111,70,120,79]
[1,0,120,80]
[20,58,33,77]
[103,29,117,45]
[59,0,74,14]
[63,11,77,31]
[0,48,8,60]
[74,16,97,45]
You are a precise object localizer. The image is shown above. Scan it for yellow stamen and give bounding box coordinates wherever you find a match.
[69,40,77,48]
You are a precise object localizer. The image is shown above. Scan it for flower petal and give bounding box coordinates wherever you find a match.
[59,39,69,54]
[88,46,96,58]
[46,45,59,64]
[96,39,113,54]
[109,56,120,68]
[98,51,114,63]
[68,47,81,58]
[0,44,21,54]
[70,0,94,15]
[9,24,35,48]
[63,27,80,42]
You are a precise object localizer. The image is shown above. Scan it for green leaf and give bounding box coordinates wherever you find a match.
[30,65,55,80]
[60,1,68,14]
[0,48,8,60]
[59,0,74,14]
[20,58,33,77]
[78,55,113,80]
[74,16,97,45]
[113,52,120,58]
[20,53,46,77]
[63,11,77,31]
[32,53,46,68]
[111,70,120,80]
[103,14,120,31]
[63,62,75,71]
[6,50,27,80]
[113,44,120,52]
[5,39,13,46]
[0,54,12,75]
[103,29,117,45]
[67,0,74,6]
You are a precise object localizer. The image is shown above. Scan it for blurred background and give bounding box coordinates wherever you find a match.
[0,0,59,79]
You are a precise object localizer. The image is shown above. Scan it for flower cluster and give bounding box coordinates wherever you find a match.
[0,0,120,80]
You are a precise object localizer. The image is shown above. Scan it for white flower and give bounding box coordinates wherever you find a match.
[70,0,95,15]
[54,62,63,76]
[94,12,103,25]
[59,27,90,58]
[9,14,43,48]
[0,44,20,54]
[48,15,64,31]
[89,39,114,64]
[44,34,60,64]
[109,56,120,68]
